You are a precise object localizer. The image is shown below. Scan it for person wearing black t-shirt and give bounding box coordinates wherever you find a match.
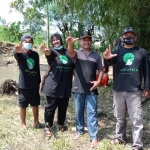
[40,33,74,137]
[103,27,150,150]
[14,35,43,129]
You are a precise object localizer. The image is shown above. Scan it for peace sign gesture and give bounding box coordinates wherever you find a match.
[103,44,117,60]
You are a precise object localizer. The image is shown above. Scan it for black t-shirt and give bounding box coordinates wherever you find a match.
[43,49,74,98]
[14,50,41,89]
[104,46,150,91]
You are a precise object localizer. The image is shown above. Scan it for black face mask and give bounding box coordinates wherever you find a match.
[123,36,135,45]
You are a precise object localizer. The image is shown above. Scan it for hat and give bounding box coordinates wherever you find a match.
[80,31,92,39]
[21,34,33,42]
[122,27,135,35]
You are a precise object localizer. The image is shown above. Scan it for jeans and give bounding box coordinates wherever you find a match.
[74,92,98,140]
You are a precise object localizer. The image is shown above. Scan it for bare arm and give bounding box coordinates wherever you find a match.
[66,31,79,57]
[90,69,104,91]
[97,69,104,84]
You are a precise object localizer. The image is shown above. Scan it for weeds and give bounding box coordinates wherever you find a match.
[0,86,150,150]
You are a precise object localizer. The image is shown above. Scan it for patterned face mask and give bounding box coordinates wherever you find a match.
[123,36,135,45]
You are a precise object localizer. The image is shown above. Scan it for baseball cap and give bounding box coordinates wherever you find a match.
[80,31,92,39]
[21,34,33,42]
[122,27,135,35]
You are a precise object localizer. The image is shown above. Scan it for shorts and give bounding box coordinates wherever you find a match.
[18,89,40,108]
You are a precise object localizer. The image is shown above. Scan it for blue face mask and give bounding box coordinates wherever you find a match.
[123,36,135,45]
[23,43,33,51]
[53,45,63,51]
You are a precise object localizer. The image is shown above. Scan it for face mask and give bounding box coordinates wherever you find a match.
[123,36,135,45]
[23,43,33,51]
[53,45,63,51]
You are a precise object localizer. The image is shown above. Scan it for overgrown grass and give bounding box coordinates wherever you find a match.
[0,86,150,150]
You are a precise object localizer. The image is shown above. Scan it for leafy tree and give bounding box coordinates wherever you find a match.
[52,0,150,51]
[10,0,55,47]
[11,0,150,52]
[22,7,45,35]
[4,21,22,42]
[48,2,101,48]
[9,0,46,43]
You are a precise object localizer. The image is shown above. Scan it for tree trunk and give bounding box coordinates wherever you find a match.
[46,1,50,48]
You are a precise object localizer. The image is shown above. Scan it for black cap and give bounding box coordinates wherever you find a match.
[122,27,135,35]
[21,34,33,42]
[80,31,92,39]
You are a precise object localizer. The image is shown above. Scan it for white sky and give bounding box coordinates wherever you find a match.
[0,0,60,33]
[0,0,23,23]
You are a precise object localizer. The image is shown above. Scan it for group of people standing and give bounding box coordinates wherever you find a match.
[14,27,150,150]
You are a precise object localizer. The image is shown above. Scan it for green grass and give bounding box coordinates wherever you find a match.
[0,87,150,150]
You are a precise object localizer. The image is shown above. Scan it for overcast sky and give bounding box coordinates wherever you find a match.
[0,0,23,23]
[0,0,61,33]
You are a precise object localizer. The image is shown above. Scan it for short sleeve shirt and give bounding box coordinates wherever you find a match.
[72,48,103,94]
[43,49,75,98]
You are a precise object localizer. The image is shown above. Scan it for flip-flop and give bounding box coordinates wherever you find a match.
[21,125,27,130]
[34,123,45,129]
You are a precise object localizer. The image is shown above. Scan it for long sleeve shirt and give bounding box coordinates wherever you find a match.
[104,46,150,91]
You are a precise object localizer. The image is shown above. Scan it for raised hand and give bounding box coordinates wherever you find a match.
[14,42,27,53]
[103,44,117,60]
[66,31,79,44]
[39,41,51,56]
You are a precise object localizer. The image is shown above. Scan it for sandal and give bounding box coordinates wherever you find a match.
[34,123,45,129]
[111,138,126,144]
[21,125,27,130]
[43,127,52,138]
[59,125,68,132]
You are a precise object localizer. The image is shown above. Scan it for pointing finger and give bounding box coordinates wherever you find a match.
[69,31,72,37]
[19,42,22,47]
[43,40,46,47]
[109,44,111,51]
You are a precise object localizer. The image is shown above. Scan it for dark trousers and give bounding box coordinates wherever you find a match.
[44,96,69,127]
